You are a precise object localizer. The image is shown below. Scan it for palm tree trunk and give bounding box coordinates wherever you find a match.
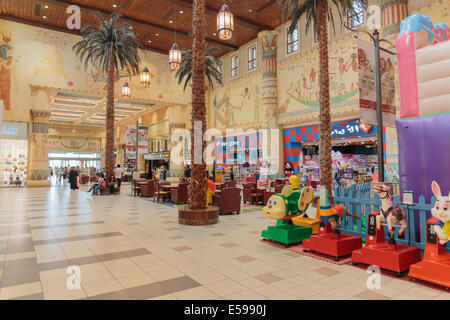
[189,0,207,210]
[105,52,115,182]
[318,0,332,197]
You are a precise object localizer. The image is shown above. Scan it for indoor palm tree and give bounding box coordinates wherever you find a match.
[279,0,367,197]
[73,11,141,180]
[189,0,208,210]
[175,47,223,92]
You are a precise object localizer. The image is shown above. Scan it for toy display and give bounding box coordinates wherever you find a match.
[261,185,314,245]
[409,181,450,288]
[351,184,421,275]
[284,162,294,178]
[302,186,362,260]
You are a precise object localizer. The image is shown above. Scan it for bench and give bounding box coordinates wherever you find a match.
[100,187,121,195]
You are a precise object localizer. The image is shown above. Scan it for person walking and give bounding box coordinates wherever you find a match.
[68,166,79,191]
[113,164,123,188]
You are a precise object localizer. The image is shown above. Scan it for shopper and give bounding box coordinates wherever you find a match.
[206,176,216,206]
[113,164,123,188]
[91,174,106,195]
[184,165,191,178]
[68,166,79,191]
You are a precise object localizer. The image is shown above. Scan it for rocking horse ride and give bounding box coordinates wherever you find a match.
[351,184,421,276]
[409,181,450,289]
[302,186,362,261]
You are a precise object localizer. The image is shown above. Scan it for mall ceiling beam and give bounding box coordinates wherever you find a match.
[0,14,169,56]
[171,0,272,30]
[46,0,239,51]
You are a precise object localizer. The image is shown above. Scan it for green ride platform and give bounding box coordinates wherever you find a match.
[261,220,312,245]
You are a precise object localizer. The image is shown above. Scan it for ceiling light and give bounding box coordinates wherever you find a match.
[249,9,252,12]
[113,4,117,8]
[43,16,47,19]
[179,10,183,14]
[156,33,159,36]
[217,4,234,40]
[169,20,173,23]
[148,40,151,43]
[44,5,49,8]
[213,33,217,36]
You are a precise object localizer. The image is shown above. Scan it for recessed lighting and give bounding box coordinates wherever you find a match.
[169,20,173,23]
[249,9,253,12]
[156,33,159,36]
[179,10,183,14]
[213,33,217,36]
[43,16,47,19]
[148,40,151,43]
[113,4,117,8]
[44,5,48,9]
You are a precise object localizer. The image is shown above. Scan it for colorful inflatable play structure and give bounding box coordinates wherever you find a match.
[260,13,450,288]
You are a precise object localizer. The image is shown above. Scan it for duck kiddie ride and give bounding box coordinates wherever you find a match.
[408,181,450,288]
[302,186,362,260]
[351,184,421,275]
[261,183,315,246]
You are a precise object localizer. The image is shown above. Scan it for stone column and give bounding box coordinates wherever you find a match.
[258,30,283,177]
[28,88,51,187]
[382,0,408,38]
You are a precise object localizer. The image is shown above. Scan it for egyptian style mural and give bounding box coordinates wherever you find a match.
[0,19,190,122]
[209,74,262,129]
[0,25,13,111]
[278,38,360,121]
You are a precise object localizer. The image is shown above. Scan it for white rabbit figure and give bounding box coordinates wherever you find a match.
[431,181,450,245]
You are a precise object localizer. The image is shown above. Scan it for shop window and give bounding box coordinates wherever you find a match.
[287,26,299,54]
[347,0,364,28]
[231,54,239,78]
[248,44,257,71]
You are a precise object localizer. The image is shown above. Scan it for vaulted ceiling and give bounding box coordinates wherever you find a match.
[0,0,283,57]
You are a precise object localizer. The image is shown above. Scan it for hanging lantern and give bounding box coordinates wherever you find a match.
[121,82,131,99]
[140,67,151,88]
[169,43,182,71]
[217,4,234,40]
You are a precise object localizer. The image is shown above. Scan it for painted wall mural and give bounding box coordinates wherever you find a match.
[0,18,190,123]
[0,31,13,111]
[210,74,262,129]
[278,38,360,120]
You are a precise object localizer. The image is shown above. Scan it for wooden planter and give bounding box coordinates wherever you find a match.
[178,206,219,226]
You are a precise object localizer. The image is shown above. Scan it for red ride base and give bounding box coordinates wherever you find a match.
[351,212,421,274]
[302,223,362,260]
[408,218,450,289]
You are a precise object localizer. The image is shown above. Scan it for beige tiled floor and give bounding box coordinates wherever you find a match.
[0,183,448,300]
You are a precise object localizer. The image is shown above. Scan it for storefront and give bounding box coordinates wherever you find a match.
[48,152,101,169]
[0,121,28,187]
[144,152,170,179]
[214,132,263,183]
[283,118,380,186]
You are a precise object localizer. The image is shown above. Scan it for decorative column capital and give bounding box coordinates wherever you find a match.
[381,0,408,37]
[258,30,280,59]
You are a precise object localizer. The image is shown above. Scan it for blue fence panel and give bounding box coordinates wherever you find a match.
[333,185,450,252]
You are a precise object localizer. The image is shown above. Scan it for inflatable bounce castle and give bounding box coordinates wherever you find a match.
[396,14,450,203]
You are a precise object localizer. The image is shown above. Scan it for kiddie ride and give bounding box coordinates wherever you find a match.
[261,175,315,246]
[302,186,362,260]
[408,181,450,288]
[351,184,421,276]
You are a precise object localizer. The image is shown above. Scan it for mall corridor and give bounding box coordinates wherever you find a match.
[0,184,448,300]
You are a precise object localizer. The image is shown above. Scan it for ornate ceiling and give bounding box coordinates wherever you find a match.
[0,0,282,57]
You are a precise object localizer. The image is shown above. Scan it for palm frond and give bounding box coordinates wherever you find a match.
[72,11,140,77]
[174,48,222,92]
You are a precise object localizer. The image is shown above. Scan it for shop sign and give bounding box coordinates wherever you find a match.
[0,121,28,140]
[144,152,170,160]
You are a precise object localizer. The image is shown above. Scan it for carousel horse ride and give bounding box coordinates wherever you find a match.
[409,181,450,288]
[261,180,315,246]
[302,186,362,260]
[351,184,421,275]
